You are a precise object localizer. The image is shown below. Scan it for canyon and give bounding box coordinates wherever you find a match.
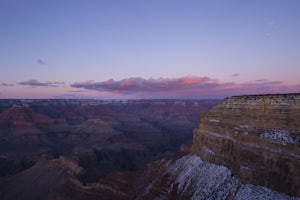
[0,99,219,180]
[0,95,299,199]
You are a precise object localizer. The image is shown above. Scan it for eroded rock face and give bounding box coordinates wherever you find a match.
[137,154,299,200]
[192,93,300,197]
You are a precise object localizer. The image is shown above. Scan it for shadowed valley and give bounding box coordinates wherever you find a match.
[0,99,219,183]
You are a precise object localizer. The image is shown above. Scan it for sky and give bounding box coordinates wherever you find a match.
[0,0,299,99]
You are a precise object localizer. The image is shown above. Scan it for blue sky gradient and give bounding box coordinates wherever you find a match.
[0,0,299,98]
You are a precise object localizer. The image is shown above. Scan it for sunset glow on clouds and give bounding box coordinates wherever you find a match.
[0,76,299,99]
[71,76,217,94]
[70,76,299,99]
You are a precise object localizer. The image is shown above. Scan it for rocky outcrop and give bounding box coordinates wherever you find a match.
[136,154,299,200]
[192,93,300,197]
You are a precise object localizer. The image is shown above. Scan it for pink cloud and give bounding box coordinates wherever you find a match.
[71,76,218,94]
[71,76,300,99]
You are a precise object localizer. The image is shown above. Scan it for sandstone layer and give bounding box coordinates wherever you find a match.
[192,93,300,197]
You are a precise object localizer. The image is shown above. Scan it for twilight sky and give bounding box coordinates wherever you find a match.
[0,0,299,99]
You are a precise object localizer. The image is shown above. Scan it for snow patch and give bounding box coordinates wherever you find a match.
[209,132,233,140]
[239,125,251,129]
[269,101,291,106]
[209,119,220,123]
[235,184,300,200]
[165,154,238,200]
[202,147,215,156]
[234,125,251,136]
[146,154,300,199]
[260,129,298,145]
[234,125,251,130]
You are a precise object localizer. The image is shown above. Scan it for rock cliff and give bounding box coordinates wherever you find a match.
[192,93,300,197]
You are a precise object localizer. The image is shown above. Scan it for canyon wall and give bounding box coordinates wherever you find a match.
[192,93,300,197]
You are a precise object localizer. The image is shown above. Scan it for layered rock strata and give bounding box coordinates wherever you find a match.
[192,93,300,197]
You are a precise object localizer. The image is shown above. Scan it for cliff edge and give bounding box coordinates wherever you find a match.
[192,93,300,197]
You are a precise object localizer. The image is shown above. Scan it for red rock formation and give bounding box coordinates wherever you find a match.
[192,93,300,197]
[0,104,54,128]
[0,105,58,144]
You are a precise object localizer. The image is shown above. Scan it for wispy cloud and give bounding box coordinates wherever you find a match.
[265,21,280,37]
[17,80,65,87]
[255,79,268,82]
[1,83,14,86]
[71,76,300,99]
[36,59,47,65]
[231,73,240,77]
[70,90,89,93]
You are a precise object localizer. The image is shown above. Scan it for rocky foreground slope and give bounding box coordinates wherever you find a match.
[193,93,300,197]
[1,154,298,200]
